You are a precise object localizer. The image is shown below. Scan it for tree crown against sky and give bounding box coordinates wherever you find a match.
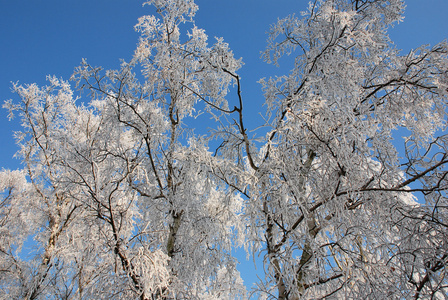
[1,0,448,299]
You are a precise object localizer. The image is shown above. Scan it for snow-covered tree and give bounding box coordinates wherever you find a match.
[243,0,448,298]
[1,0,447,299]
[1,1,245,299]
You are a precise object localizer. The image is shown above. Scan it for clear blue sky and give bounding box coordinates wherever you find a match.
[1,0,447,292]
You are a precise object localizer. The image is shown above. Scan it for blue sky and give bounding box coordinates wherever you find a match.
[1,0,447,169]
[1,0,447,292]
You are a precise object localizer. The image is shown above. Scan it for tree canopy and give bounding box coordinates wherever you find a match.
[1,0,448,299]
